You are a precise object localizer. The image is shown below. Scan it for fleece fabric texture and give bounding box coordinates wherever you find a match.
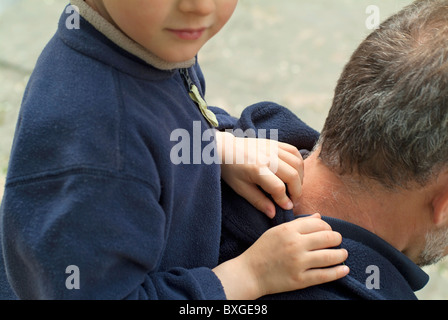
[215,103,430,300]
[0,7,227,299]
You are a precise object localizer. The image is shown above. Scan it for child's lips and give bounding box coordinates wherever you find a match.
[167,28,207,40]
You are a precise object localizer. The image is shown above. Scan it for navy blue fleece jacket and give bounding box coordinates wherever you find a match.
[0,8,226,299]
[214,103,430,300]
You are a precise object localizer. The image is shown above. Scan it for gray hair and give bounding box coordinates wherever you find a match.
[319,0,448,190]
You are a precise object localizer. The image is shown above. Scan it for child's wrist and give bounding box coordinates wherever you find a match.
[213,256,261,300]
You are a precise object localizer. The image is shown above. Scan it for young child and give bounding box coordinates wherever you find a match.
[0,0,348,299]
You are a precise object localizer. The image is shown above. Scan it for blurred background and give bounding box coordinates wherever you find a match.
[0,0,447,299]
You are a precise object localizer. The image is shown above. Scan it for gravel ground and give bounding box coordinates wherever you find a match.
[0,0,447,299]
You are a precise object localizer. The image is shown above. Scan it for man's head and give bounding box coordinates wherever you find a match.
[320,0,448,190]
[313,0,448,266]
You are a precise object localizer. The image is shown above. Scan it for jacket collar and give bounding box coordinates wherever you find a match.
[322,216,430,292]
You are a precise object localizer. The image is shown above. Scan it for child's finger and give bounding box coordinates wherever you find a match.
[302,230,343,250]
[277,145,304,180]
[252,171,293,211]
[305,248,348,269]
[236,183,276,218]
[288,215,332,234]
[273,150,303,202]
[277,142,302,159]
[277,144,304,188]
[300,265,350,288]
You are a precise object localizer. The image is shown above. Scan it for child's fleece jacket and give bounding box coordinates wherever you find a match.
[0,6,227,299]
[213,103,430,300]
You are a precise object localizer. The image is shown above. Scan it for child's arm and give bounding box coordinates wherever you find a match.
[213,214,349,299]
[216,131,304,218]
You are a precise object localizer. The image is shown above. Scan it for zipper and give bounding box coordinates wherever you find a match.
[180,68,219,128]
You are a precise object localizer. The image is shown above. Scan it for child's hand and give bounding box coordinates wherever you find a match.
[213,214,350,300]
[216,131,304,218]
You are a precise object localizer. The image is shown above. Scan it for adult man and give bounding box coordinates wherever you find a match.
[218,0,448,299]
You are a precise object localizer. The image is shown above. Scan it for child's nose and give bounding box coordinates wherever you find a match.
[178,0,216,16]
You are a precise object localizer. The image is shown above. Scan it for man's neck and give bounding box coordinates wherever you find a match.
[293,151,431,261]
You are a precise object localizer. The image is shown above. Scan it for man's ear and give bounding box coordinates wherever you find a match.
[432,171,448,226]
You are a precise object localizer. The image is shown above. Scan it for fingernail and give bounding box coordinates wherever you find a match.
[285,200,293,210]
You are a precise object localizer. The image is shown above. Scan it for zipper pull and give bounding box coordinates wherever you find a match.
[180,69,219,128]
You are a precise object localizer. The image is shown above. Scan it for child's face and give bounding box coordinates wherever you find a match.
[93,0,238,63]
